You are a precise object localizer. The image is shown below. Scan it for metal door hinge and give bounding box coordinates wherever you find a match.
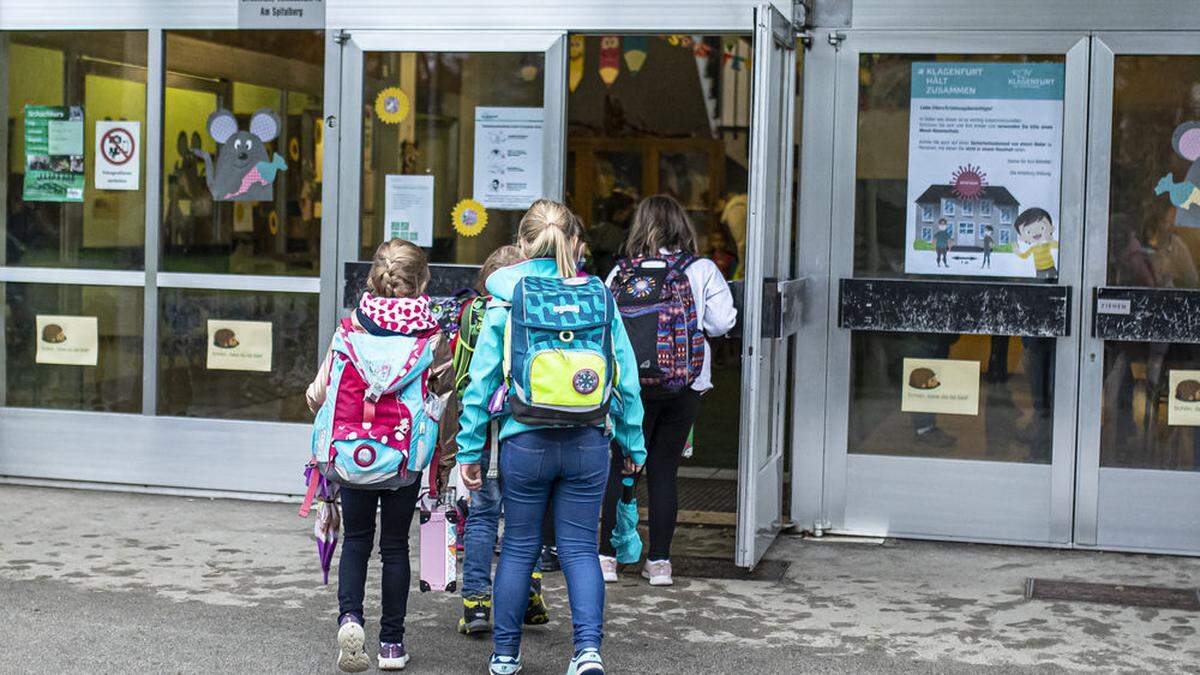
[335,30,351,45]
[828,31,847,49]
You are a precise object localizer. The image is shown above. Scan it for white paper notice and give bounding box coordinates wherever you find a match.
[36,315,98,366]
[384,174,434,247]
[473,107,544,210]
[95,120,140,190]
[903,63,1065,279]
[207,320,273,372]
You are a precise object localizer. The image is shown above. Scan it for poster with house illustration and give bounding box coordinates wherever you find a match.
[904,62,1065,278]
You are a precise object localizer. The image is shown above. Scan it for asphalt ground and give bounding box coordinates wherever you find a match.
[3,485,1198,674]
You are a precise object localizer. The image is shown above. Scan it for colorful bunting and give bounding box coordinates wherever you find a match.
[569,35,585,92]
[623,36,648,74]
[599,36,621,87]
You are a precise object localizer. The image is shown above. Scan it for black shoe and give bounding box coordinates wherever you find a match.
[539,545,560,573]
[524,572,549,625]
[458,594,492,635]
[915,427,957,449]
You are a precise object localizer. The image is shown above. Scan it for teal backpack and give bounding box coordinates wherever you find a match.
[503,275,617,426]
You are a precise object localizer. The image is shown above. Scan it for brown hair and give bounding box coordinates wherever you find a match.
[476,244,524,293]
[367,238,430,298]
[517,199,584,278]
[624,194,699,258]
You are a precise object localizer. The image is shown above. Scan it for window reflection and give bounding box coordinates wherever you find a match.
[1101,55,1200,472]
[849,331,1053,463]
[157,288,317,422]
[162,30,324,276]
[359,51,543,265]
[3,282,143,412]
[3,31,148,269]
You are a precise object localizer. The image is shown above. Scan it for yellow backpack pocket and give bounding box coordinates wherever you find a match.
[529,349,607,409]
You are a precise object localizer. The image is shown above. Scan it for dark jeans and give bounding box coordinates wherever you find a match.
[936,247,948,266]
[493,427,610,657]
[338,482,421,643]
[600,389,702,561]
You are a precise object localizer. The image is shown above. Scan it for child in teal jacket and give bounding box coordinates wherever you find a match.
[457,200,645,675]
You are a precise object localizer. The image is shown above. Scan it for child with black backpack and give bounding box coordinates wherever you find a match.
[600,194,737,586]
[454,245,552,635]
[457,199,646,675]
[306,239,459,672]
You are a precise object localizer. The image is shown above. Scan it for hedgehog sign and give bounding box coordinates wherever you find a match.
[903,62,1065,279]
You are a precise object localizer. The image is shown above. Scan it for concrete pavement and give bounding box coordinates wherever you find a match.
[2,485,1198,673]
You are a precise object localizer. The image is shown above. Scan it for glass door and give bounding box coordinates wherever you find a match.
[1078,33,1200,554]
[334,30,566,305]
[823,32,1089,544]
[736,4,796,568]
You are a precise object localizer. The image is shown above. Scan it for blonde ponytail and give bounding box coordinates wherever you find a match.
[517,199,583,278]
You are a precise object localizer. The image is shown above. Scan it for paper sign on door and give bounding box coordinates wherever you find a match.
[206,320,273,372]
[1168,369,1200,426]
[35,315,98,366]
[901,358,980,416]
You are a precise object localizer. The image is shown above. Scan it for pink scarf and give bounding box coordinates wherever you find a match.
[357,292,438,334]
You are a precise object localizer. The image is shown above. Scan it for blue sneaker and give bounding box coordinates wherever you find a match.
[489,653,522,675]
[566,648,604,674]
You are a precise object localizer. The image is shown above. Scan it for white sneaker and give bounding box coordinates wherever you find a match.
[641,559,673,586]
[336,618,370,673]
[598,555,618,583]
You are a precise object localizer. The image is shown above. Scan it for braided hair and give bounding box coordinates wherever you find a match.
[367,238,430,298]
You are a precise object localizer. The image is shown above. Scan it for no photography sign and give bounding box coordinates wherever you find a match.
[95,120,140,190]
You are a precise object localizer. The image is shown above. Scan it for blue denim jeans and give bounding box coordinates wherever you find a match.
[461,444,546,598]
[493,427,610,657]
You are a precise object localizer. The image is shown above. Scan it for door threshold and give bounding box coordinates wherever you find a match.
[805,533,888,545]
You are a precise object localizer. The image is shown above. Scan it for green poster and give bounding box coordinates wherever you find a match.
[23,105,85,202]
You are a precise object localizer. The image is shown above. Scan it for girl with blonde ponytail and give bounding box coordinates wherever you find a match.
[457,199,646,675]
[516,198,586,278]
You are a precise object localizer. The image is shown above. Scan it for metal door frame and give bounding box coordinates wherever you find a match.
[1077,32,1200,555]
[822,31,1089,545]
[736,3,796,567]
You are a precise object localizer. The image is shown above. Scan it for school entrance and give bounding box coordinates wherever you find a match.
[328,7,799,568]
[791,12,1200,557]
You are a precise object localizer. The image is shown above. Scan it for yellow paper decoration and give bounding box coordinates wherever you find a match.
[452,199,488,237]
[374,87,410,125]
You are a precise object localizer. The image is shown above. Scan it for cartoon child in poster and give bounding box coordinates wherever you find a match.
[1012,207,1058,279]
[933,218,955,268]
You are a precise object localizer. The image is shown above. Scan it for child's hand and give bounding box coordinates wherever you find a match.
[623,457,642,475]
[460,463,483,491]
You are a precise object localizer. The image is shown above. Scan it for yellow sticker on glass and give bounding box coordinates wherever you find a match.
[452,198,488,237]
[375,87,410,125]
[900,357,980,416]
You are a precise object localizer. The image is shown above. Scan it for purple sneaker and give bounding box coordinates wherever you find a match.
[378,642,410,670]
[336,614,369,673]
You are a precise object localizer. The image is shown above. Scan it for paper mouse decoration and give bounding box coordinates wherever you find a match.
[1155,121,1200,228]
[194,108,287,202]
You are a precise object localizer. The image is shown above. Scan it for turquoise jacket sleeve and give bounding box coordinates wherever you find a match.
[455,306,506,465]
[610,313,647,466]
